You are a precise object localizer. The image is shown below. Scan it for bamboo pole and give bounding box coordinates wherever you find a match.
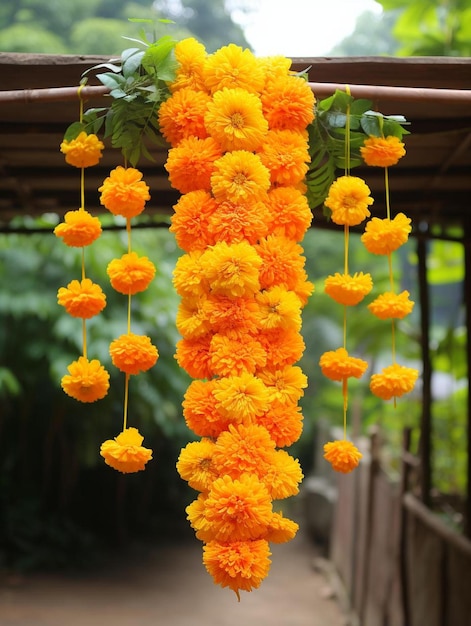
[0,82,470,104]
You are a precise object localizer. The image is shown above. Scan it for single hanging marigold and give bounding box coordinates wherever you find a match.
[370,363,418,400]
[107,252,156,295]
[57,278,106,318]
[60,131,104,168]
[54,209,102,247]
[61,356,110,403]
[100,427,153,474]
[319,347,368,381]
[360,135,406,168]
[361,213,412,255]
[109,333,159,375]
[324,440,363,473]
[99,166,150,219]
[324,272,373,306]
[325,175,374,226]
[368,291,414,320]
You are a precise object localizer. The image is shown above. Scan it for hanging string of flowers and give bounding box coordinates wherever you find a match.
[54,86,110,404]
[159,38,314,598]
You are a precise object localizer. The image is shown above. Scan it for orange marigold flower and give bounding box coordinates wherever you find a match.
[202,474,273,542]
[203,43,265,95]
[158,87,211,145]
[211,150,270,204]
[361,213,412,255]
[258,129,310,187]
[256,234,306,291]
[170,190,218,252]
[325,175,374,226]
[60,131,104,168]
[173,251,209,298]
[109,333,158,375]
[200,240,262,298]
[324,439,362,473]
[261,75,315,132]
[205,294,261,335]
[61,356,109,403]
[183,379,227,439]
[209,333,266,377]
[100,427,152,474]
[176,295,211,339]
[107,252,155,295]
[175,334,213,380]
[319,347,368,381]
[171,37,208,93]
[203,539,271,598]
[259,328,305,369]
[99,166,150,219]
[54,209,102,247]
[186,493,210,541]
[213,372,269,424]
[208,199,270,245]
[263,449,303,500]
[264,512,299,544]
[324,272,373,306]
[292,270,315,307]
[360,135,406,167]
[212,423,276,480]
[256,286,302,332]
[165,136,223,194]
[266,186,312,241]
[368,290,414,320]
[258,365,308,405]
[176,438,218,492]
[204,87,268,152]
[57,278,106,318]
[370,363,419,400]
[257,399,303,448]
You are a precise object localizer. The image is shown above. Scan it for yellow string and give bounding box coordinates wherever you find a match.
[122,217,133,432]
[76,84,88,359]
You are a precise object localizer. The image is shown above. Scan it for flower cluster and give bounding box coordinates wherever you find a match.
[98,165,157,473]
[162,39,314,598]
[54,131,110,403]
[360,136,418,402]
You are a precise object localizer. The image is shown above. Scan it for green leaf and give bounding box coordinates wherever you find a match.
[63,121,86,141]
[96,72,126,90]
[360,114,382,137]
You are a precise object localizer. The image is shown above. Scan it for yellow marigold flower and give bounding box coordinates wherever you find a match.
[213,372,270,424]
[109,333,158,375]
[203,539,272,598]
[324,439,362,473]
[264,512,299,544]
[176,295,211,339]
[212,424,276,480]
[256,286,302,332]
[258,365,308,405]
[257,399,303,448]
[261,75,315,132]
[183,379,227,439]
[209,333,266,377]
[259,328,305,369]
[176,438,218,492]
[370,363,419,400]
[202,474,273,542]
[107,252,155,295]
[211,150,270,204]
[208,199,270,245]
[54,209,102,247]
[60,131,104,168]
[324,272,373,306]
[319,347,368,381]
[256,234,306,291]
[200,240,262,298]
[171,37,208,93]
[172,251,209,298]
[158,87,210,145]
[266,186,313,241]
[175,334,213,380]
[263,449,303,500]
[325,175,374,226]
[258,129,310,187]
[99,166,150,219]
[186,494,210,540]
[360,135,406,167]
[205,294,261,335]
[204,87,268,152]
[368,290,415,320]
[361,213,412,255]
[170,190,218,252]
[165,136,222,194]
[293,270,315,307]
[57,278,106,319]
[203,43,265,95]
[258,55,292,83]
[61,356,109,403]
[100,427,152,474]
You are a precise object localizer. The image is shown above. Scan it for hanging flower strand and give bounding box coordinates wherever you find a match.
[54,84,110,404]
[360,133,418,404]
[99,166,158,473]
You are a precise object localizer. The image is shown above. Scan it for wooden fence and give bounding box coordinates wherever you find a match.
[304,427,471,625]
